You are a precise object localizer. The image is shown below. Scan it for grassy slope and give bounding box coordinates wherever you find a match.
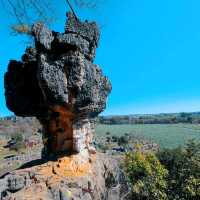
[95,124,200,149]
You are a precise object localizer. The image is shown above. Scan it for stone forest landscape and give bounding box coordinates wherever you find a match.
[0,1,200,200]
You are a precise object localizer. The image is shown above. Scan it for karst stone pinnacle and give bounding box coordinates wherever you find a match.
[4,12,112,156]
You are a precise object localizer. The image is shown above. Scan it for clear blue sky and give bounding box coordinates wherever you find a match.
[1,0,200,117]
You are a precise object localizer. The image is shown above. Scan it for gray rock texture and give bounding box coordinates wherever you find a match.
[5,13,111,118]
[4,12,111,155]
[0,153,130,200]
[32,23,54,50]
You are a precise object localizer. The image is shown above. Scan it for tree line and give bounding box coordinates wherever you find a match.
[98,112,200,124]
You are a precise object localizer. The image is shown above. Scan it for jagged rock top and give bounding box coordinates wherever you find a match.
[65,12,100,46]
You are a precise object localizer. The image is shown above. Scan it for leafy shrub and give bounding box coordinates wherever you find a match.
[118,135,129,146]
[111,135,119,142]
[10,133,25,152]
[157,140,200,200]
[124,146,168,200]
[106,136,111,142]
[124,140,200,200]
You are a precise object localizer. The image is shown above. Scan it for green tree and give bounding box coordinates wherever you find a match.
[157,140,200,200]
[124,146,168,200]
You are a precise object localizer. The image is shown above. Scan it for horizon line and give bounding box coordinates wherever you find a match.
[1,110,200,118]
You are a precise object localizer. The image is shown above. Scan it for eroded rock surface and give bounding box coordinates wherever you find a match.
[0,153,129,200]
[4,12,111,156]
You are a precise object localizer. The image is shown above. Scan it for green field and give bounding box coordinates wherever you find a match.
[95,124,200,149]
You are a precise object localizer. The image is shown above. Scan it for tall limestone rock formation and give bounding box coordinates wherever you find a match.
[4,12,111,156]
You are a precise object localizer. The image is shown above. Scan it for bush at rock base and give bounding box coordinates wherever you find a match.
[124,140,200,200]
[124,145,168,200]
[157,140,200,200]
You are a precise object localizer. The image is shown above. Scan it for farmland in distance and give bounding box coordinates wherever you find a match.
[95,124,200,149]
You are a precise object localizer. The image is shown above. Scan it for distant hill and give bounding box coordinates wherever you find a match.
[98,112,200,124]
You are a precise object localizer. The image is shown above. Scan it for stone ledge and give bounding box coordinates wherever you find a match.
[0,153,130,200]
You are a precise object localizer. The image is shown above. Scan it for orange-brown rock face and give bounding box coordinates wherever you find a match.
[38,151,95,178]
[41,106,74,155]
[41,105,94,155]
